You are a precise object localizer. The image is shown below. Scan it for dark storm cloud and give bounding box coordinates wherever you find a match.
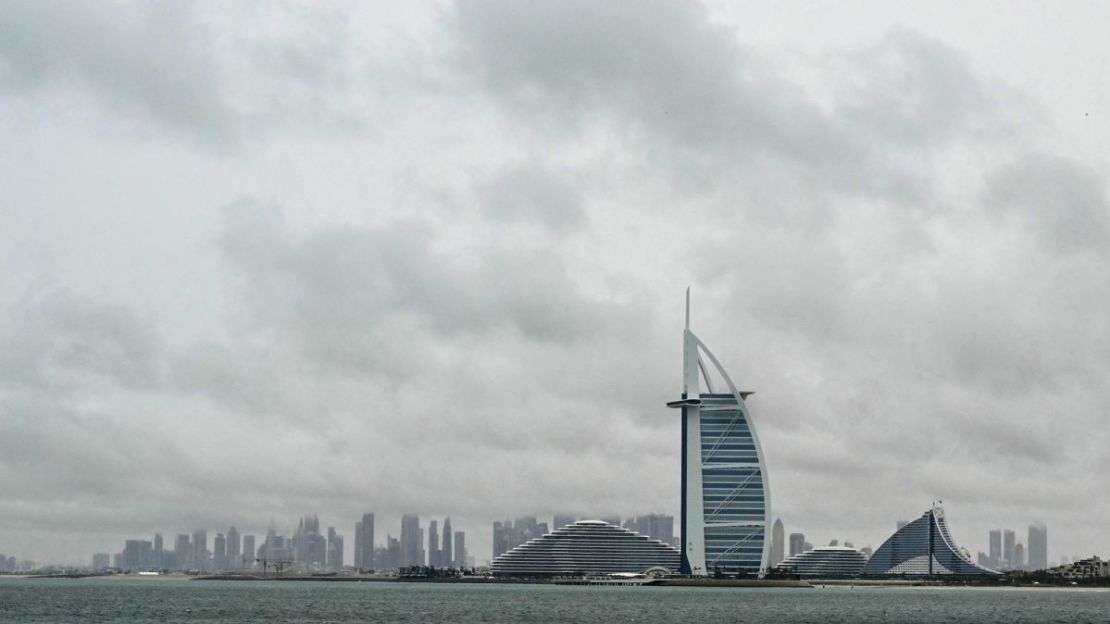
[0,1,231,141]
[481,165,585,231]
[451,0,848,169]
[216,198,641,351]
[832,29,999,146]
[0,290,162,393]
[0,1,374,146]
[987,154,1110,253]
[450,1,1006,212]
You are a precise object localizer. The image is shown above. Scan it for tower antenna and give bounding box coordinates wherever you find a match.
[685,287,691,331]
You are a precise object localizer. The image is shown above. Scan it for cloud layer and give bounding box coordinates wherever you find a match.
[2,0,1109,565]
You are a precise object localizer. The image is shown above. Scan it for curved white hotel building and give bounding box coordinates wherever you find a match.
[776,547,868,578]
[490,521,681,577]
[863,505,998,576]
[667,291,771,576]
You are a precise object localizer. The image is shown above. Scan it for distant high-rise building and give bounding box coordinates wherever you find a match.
[1002,529,1015,569]
[517,517,548,540]
[153,533,163,569]
[1028,524,1048,571]
[771,519,785,566]
[294,515,326,570]
[493,521,511,559]
[214,533,226,570]
[174,534,190,571]
[372,545,387,569]
[327,527,344,571]
[257,527,293,566]
[401,515,423,567]
[988,529,1002,568]
[92,553,110,570]
[387,535,402,569]
[354,513,374,570]
[1013,543,1025,571]
[493,516,553,559]
[442,518,453,568]
[227,527,241,566]
[789,533,805,557]
[193,530,208,571]
[428,520,440,567]
[243,535,256,568]
[639,514,675,544]
[803,542,813,552]
[454,531,466,570]
[121,540,154,571]
[553,515,576,531]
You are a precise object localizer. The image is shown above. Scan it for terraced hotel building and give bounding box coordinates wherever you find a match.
[490,521,680,577]
[776,547,868,578]
[667,291,771,576]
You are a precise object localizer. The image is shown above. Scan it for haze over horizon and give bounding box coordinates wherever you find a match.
[3,0,1110,566]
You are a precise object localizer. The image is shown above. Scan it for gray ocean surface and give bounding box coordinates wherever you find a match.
[2,577,1110,623]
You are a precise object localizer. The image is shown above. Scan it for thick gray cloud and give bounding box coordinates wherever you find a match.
[1,0,1109,567]
[481,165,585,231]
[987,154,1110,253]
[452,0,849,174]
[0,1,230,142]
[0,291,162,393]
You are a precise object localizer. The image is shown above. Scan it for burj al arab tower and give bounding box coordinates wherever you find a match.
[667,290,771,577]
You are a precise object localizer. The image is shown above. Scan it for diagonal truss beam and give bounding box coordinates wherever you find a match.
[708,532,759,567]
[705,470,759,522]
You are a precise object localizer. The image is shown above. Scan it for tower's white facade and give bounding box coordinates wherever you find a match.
[668,290,771,576]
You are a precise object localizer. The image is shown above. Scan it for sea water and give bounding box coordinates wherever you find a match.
[2,577,1109,623]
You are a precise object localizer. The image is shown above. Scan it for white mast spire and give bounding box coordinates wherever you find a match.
[685,286,690,331]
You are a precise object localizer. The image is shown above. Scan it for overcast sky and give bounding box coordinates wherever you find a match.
[3,0,1110,566]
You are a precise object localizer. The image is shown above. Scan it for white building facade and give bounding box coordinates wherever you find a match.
[668,290,771,577]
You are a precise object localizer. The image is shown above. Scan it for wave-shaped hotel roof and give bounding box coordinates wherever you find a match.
[490,521,681,577]
[863,506,998,576]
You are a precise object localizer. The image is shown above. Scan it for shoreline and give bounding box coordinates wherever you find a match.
[11,574,1110,590]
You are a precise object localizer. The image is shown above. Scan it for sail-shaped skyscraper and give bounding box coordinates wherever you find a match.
[667,290,771,576]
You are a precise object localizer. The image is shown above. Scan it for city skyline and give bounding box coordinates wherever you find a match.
[4,0,1110,568]
[5,509,1061,574]
[78,512,474,573]
[13,511,678,569]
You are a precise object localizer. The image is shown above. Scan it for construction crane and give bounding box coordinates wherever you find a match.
[256,557,294,578]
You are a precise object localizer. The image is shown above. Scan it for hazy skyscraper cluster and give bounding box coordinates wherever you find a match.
[386,514,468,570]
[977,524,1048,571]
[0,553,26,572]
[493,517,549,559]
[91,512,468,573]
[622,515,676,548]
[103,526,264,573]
